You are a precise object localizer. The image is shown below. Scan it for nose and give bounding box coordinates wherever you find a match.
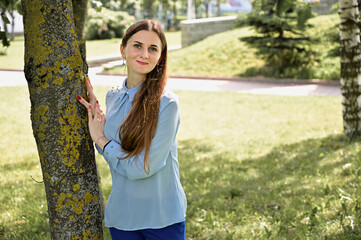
[141,49,149,59]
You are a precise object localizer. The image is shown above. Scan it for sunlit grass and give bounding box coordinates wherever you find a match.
[0,36,24,70]
[2,86,361,239]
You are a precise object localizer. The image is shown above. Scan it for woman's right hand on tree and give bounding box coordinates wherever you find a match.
[76,75,108,148]
[84,75,97,117]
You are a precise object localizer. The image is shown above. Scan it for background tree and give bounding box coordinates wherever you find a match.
[142,0,155,18]
[21,0,103,238]
[0,0,21,41]
[338,0,361,138]
[0,0,14,50]
[240,0,315,79]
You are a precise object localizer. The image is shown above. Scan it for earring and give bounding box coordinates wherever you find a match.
[122,59,126,66]
[156,65,160,74]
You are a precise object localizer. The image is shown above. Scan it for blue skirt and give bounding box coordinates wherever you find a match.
[109,221,186,240]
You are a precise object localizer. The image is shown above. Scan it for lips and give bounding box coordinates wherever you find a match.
[136,60,148,65]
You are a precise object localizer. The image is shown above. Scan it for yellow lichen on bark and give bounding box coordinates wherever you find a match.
[71,230,103,240]
[44,171,54,185]
[84,192,98,203]
[57,104,83,170]
[55,191,98,216]
[33,106,48,139]
[33,105,49,121]
[73,184,81,192]
[25,0,82,92]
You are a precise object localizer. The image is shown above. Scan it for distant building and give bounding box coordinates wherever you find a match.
[209,0,252,15]
[220,0,252,14]
[307,0,338,15]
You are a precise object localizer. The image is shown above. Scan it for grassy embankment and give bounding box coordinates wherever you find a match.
[105,14,341,80]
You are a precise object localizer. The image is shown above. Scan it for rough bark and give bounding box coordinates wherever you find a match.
[339,0,361,138]
[22,0,103,239]
[72,0,88,74]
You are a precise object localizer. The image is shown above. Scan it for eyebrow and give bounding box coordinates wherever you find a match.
[133,40,159,48]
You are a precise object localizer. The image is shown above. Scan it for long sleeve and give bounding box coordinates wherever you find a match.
[102,100,180,180]
[95,143,104,155]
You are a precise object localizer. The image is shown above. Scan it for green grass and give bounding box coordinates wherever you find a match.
[303,14,340,80]
[168,27,263,78]
[0,36,24,70]
[0,31,181,70]
[1,85,361,239]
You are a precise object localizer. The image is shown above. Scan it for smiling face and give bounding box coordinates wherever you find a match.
[121,30,162,80]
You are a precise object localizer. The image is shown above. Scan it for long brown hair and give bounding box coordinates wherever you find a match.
[119,19,167,174]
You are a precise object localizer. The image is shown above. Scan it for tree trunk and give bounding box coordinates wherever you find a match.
[205,0,209,18]
[339,0,361,138]
[9,11,15,41]
[72,0,88,74]
[143,0,154,18]
[21,0,104,239]
[1,9,8,37]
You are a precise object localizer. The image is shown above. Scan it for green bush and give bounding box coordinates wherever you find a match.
[85,8,135,40]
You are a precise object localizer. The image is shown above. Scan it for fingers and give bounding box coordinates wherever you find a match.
[85,75,93,89]
[77,95,90,109]
[87,104,92,123]
[84,75,94,94]
[84,75,98,105]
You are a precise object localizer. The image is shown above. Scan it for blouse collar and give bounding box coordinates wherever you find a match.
[123,79,142,103]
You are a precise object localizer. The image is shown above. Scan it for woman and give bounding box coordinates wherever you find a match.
[77,19,187,240]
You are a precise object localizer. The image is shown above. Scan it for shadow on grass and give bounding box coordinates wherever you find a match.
[179,134,361,239]
[1,153,39,172]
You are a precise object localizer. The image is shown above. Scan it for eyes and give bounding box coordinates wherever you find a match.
[133,43,158,53]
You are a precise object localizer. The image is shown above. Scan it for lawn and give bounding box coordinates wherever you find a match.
[1,85,361,239]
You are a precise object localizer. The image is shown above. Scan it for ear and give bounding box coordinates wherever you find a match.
[120,44,126,59]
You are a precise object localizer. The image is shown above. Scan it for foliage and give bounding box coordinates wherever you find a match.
[0,0,22,51]
[85,7,135,40]
[239,0,316,78]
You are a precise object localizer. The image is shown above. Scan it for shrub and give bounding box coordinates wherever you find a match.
[85,8,135,40]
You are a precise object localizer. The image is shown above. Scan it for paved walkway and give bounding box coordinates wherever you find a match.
[0,68,341,97]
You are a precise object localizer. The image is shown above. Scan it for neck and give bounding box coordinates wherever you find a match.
[126,72,146,89]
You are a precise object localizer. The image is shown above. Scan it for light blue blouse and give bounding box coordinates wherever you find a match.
[95,80,187,231]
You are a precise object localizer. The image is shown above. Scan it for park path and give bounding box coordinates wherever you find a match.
[0,67,341,97]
